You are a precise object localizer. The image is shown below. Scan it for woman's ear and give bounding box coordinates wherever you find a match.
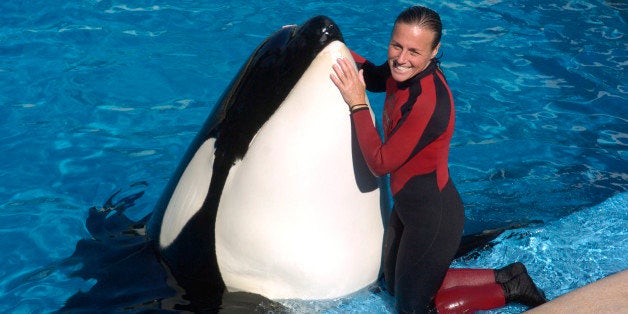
[431,42,441,59]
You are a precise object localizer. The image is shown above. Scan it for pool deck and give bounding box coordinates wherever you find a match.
[525,269,627,313]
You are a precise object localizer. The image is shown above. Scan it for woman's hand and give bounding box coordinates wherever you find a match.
[330,58,367,109]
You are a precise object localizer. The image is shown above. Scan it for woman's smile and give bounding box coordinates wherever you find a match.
[387,22,440,82]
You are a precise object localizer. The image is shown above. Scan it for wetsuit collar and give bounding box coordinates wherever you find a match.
[396,60,438,90]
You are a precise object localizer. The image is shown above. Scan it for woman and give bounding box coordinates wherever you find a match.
[331,6,547,313]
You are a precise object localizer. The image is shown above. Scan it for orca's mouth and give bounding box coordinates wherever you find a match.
[321,20,343,46]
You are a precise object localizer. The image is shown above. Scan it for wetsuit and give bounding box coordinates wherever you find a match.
[350,52,465,313]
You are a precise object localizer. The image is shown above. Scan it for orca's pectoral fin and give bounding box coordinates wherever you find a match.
[455,230,501,259]
[86,181,150,240]
[455,221,543,259]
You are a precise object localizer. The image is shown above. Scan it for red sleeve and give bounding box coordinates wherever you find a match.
[351,87,437,176]
[350,49,366,64]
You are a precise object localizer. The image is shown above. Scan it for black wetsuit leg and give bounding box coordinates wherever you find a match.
[384,172,465,313]
[383,207,403,294]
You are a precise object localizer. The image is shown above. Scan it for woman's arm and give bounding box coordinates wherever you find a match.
[349,50,389,93]
[351,96,438,176]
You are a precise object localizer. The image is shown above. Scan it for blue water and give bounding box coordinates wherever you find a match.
[1,0,626,313]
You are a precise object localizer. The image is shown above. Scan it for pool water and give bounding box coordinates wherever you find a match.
[0,0,626,313]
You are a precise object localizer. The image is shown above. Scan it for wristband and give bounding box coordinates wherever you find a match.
[349,104,369,113]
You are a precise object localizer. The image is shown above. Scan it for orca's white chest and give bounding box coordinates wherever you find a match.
[215,41,384,300]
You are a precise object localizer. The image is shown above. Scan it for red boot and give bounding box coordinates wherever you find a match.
[434,263,546,313]
[435,283,505,313]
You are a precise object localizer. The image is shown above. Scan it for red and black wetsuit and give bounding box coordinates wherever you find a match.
[351,52,465,313]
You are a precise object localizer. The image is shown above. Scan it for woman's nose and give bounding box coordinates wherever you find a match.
[396,50,408,63]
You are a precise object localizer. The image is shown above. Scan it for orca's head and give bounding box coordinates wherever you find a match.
[252,16,343,72]
[290,15,344,56]
[210,15,345,160]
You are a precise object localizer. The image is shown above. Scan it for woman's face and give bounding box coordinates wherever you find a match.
[387,22,440,82]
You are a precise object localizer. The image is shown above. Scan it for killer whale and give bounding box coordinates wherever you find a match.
[56,15,530,313]
[146,15,383,307]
